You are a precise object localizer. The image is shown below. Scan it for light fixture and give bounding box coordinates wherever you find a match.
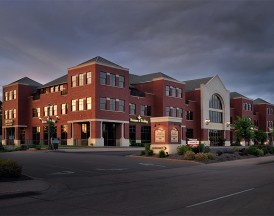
[205,119,210,125]
[226,121,231,127]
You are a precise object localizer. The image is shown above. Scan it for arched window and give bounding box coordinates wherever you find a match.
[209,94,223,123]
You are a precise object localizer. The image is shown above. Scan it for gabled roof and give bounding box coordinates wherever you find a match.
[129,72,178,84]
[230,92,252,100]
[77,56,126,70]
[183,76,213,92]
[42,74,67,88]
[9,77,42,87]
[254,98,271,105]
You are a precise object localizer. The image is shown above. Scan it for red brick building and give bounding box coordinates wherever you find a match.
[2,56,274,147]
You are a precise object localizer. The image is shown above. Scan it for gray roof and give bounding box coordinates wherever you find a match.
[42,74,67,88]
[230,92,252,100]
[183,77,213,92]
[129,72,177,84]
[254,98,271,105]
[9,77,42,87]
[78,56,126,70]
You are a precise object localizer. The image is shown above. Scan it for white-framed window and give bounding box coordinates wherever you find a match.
[87,97,92,110]
[50,87,54,93]
[166,107,171,116]
[61,104,67,115]
[13,109,16,119]
[13,90,16,99]
[5,110,8,119]
[44,107,48,117]
[130,104,136,115]
[72,100,77,111]
[109,98,116,111]
[119,100,125,112]
[54,86,59,92]
[100,72,107,85]
[71,75,77,87]
[110,73,116,86]
[119,75,125,88]
[100,98,106,110]
[79,98,84,111]
[79,73,84,86]
[166,86,170,96]
[87,72,92,84]
[5,92,8,101]
[53,105,58,115]
[9,91,13,100]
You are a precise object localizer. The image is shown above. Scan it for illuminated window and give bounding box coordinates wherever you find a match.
[71,75,77,87]
[72,100,77,111]
[13,109,16,118]
[79,98,84,111]
[54,86,59,92]
[13,90,16,99]
[87,72,92,84]
[79,74,84,86]
[5,92,8,101]
[61,104,68,115]
[87,97,92,110]
[53,105,57,115]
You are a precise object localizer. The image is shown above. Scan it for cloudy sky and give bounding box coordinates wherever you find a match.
[1,0,274,103]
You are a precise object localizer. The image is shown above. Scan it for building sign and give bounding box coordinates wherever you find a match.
[155,128,165,142]
[188,139,199,146]
[171,128,178,143]
[129,115,148,124]
[5,119,13,126]
[151,146,167,150]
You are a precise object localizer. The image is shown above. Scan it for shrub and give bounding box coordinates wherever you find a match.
[231,142,241,146]
[0,159,22,178]
[216,150,223,156]
[192,143,205,154]
[140,150,146,156]
[144,144,151,152]
[232,146,239,152]
[35,145,41,150]
[204,146,211,153]
[247,146,264,157]
[20,145,28,151]
[146,149,154,156]
[207,152,216,160]
[158,150,166,158]
[177,145,192,155]
[195,153,208,162]
[239,148,248,156]
[183,151,195,160]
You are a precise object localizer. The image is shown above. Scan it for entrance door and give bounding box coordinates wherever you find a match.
[102,123,116,146]
[209,130,224,146]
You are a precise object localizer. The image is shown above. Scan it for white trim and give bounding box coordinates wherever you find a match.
[150,117,182,123]
[3,125,27,128]
[68,61,129,71]
[67,119,129,124]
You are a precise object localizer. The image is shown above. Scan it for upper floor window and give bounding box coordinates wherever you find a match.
[209,94,222,110]
[177,89,182,98]
[166,86,170,96]
[72,75,77,87]
[53,105,58,115]
[178,108,183,118]
[32,108,40,118]
[5,110,8,119]
[100,72,107,85]
[13,90,16,99]
[44,107,48,117]
[60,85,64,91]
[61,104,68,115]
[79,74,84,86]
[172,108,177,117]
[186,111,193,120]
[9,91,13,100]
[87,72,92,84]
[119,75,125,88]
[72,100,77,111]
[130,104,136,115]
[267,108,273,115]
[119,100,125,112]
[87,97,92,110]
[79,98,84,111]
[166,107,171,116]
[100,98,107,110]
[109,98,116,111]
[141,105,151,116]
[171,87,176,97]
[110,73,116,86]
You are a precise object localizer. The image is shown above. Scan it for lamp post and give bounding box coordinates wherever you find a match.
[47,103,51,150]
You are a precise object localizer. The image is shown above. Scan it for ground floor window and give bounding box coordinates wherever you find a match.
[32,127,40,145]
[141,126,151,144]
[61,125,68,145]
[186,128,194,139]
[129,125,136,145]
[209,130,224,146]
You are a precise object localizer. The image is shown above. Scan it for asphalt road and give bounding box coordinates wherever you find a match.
[1,150,274,215]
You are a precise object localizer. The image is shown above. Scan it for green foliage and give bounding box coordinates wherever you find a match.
[144,143,151,151]
[247,146,264,157]
[256,144,274,155]
[140,150,146,156]
[207,152,216,160]
[146,149,154,156]
[194,153,208,162]
[176,145,192,155]
[233,117,254,144]
[140,144,154,156]
[158,150,166,158]
[183,151,195,160]
[254,130,267,145]
[0,158,22,178]
[204,146,211,153]
[231,141,241,146]
[192,143,205,154]
[44,121,57,138]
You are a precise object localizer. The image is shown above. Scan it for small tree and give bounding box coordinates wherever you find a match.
[233,117,254,145]
[44,121,57,144]
[254,130,267,145]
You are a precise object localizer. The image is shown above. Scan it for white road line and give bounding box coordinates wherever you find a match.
[139,163,166,167]
[96,168,127,171]
[186,188,255,208]
[49,171,75,175]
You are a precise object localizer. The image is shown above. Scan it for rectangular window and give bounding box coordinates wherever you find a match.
[5,92,8,101]
[130,104,136,115]
[50,87,54,93]
[53,105,57,115]
[60,85,64,91]
[54,86,59,92]
[9,91,13,100]
[32,108,40,118]
[79,98,84,111]
[13,90,16,99]
[186,129,194,139]
[119,100,125,112]
[71,75,77,87]
[119,75,125,88]
[110,99,116,111]
[13,109,16,119]
[110,73,116,86]
[87,72,92,84]
[72,100,77,111]
[146,106,152,116]
[49,106,53,116]
[87,97,92,110]
[5,110,8,119]
[79,73,84,86]
[178,108,183,118]
[166,107,171,116]
[186,111,193,120]
[44,107,48,117]
[9,110,12,119]
[171,87,176,97]
[141,105,145,116]
[100,98,106,110]
[177,89,182,98]
[172,108,177,117]
[100,72,107,85]
[166,86,170,96]
[141,126,151,144]
[209,110,223,123]
[61,104,67,115]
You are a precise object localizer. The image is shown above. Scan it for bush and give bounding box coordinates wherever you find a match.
[192,143,205,154]
[247,146,264,157]
[140,150,146,156]
[204,146,211,153]
[0,158,22,178]
[146,149,154,156]
[195,153,208,162]
[177,145,192,155]
[20,145,28,151]
[144,144,151,152]
[231,142,241,146]
[158,150,166,158]
[207,152,216,160]
[239,148,248,156]
[183,151,195,160]
[216,150,223,156]
[35,145,42,150]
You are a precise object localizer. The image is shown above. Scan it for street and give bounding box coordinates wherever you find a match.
[1,150,274,215]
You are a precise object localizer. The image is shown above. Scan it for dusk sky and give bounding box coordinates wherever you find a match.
[1,0,274,103]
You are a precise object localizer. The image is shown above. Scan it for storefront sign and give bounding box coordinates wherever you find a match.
[188,139,199,146]
[151,146,167,150]
[171,128,178,143]
[5,119,13,126]
[129,115,148,124]
[155,128,165,142]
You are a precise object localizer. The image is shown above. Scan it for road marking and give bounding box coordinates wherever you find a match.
[96,168,127,171]
[49,171,75,175]
[139,163,166,168]
[186,188,255,208]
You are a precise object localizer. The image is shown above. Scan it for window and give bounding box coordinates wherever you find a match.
[52,105,57,116]
[50,87,54,93]
[141,126,151,144]
[9,91,13,100]
[110,73,116,86]
[61,104,68,115]
[186,129,194,139]
[60,85,64,91]
[54,86,59,92]
[119,75,125,88]
[100,98,106,110]
[166,107,171,116]
[5,110,8,119]
[141,105,145,116]
[178,108,183,118]
[209,110,223,123]
[130,104,136,115]
[9,110,12,119]
[79,73,84,86]
[172,108,177,117]
[49,106,53,116]
[32,108,40,118]
[186,111,193,120]
[87,72,92,84]
[87,97,92,110]
[119,100,125,112]
[72,100,77,111]
[13,90,16,99]
[129,125,136,144]
[146,106,152,116]
[5,92,8,101]
[209,94,223,123]
[177,89,182,98]
[13,109,16,119]
[209,94,222,109]
[110,99,116,111]
[79,98,84,111]
[100,72,107,85]
[44,107,49,117]
[71,75,77,87]
[171,87,176,97]
[32,127,41,145]
[166,86,170,96]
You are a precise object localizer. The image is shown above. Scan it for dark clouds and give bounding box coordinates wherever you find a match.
[0,0,274,103]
